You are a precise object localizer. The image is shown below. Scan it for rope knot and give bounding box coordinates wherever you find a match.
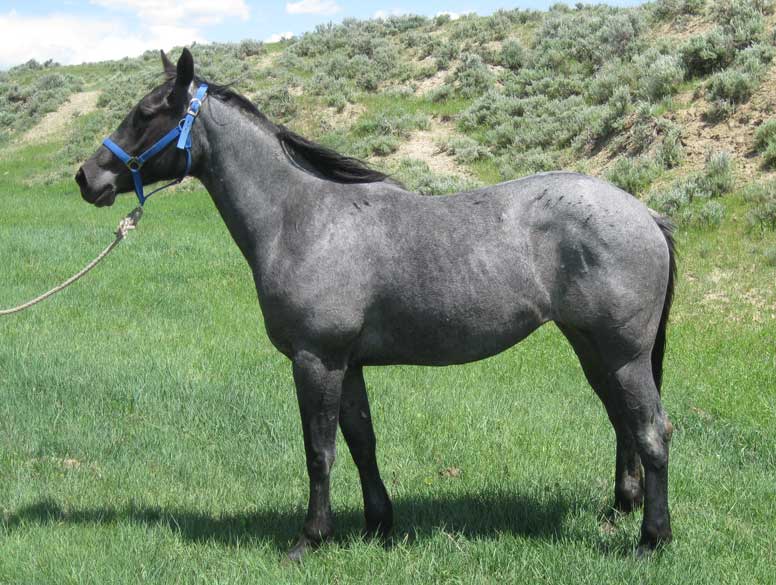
[116,206,143,239]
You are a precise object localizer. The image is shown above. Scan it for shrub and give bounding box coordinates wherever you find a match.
[352,111,430,139]
[656,123,685,169]
[704,46,770,110]
[653,0,706,19]
[587,59,636,104]
[356,135,400,156]
[756,119,776,147]
[764,246,776,266]
[681,29,734,77]
[648,183,693,217]
[453,53,495,98]
[254,86,297,121]
[606,156,661,196]
[500,40,526,70]
[636,51,685,101]
[695,200,726,228]
[763,142,776,168]
[706,67,761,104]
[439,136,492,164]
[497,149,560,180]
[743,181,776,231]
[713,0,768,48]
[433,40,460,70]
[697,151,735,197]
[392,158,481,195]
[237,39,264,58]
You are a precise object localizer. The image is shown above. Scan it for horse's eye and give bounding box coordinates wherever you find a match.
[137,106,154,120]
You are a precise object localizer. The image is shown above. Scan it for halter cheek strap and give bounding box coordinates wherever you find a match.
[102,84,208,206]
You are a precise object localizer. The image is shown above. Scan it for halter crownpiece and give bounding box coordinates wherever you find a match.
[102,83,208,206]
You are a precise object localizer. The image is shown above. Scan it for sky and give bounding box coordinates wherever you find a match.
[0,0,644,69]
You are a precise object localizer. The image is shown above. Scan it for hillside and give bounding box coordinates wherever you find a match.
[0,0,775,259]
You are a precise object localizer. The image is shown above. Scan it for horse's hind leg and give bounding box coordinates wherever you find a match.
[609,356,673,553]
[559,326,645,513]
[339,366,393,538]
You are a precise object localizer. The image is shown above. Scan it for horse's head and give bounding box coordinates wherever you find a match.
[75,49,197,207]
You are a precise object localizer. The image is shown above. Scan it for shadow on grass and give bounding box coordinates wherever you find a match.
[2,490,579,553]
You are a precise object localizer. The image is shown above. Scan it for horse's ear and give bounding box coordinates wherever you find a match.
[167,48,194,105]
[175,48,194,90]
[161,50,175,77]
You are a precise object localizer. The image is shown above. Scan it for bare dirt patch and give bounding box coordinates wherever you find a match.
[652,14,715,44]
[416,69,449,96]
[669,65,776,180]
[381,118,471,178]
[21,91,101,144]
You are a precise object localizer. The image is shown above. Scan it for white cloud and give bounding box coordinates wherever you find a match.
[265,32,295,43]
[0,11,202,68]
[286,0,341,15]
[90,0,250,25]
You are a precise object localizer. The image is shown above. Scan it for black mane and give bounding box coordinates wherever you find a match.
[203,81,392,185]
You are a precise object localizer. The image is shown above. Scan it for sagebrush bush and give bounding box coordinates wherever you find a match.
[500,40,526,70]
[653,0,706,19]
[453,53,495,98]
[743,181,776,231]
[636,51,685,101]
[713,0,770,48]
[353,111,430,139]
[439,136,492,164]
[755,119,776,150]
[254,86,297,121]
[656,124,685,169]
[237,39,264,58]
[497,149,559,180]
[606,156,661,196]
[587,60,636,104]
[698,151,735,197]
[681,29,734,77]
[648,183,693,217]
[764,246,776,266]
[392,158,481,195]
[696,200,726,228]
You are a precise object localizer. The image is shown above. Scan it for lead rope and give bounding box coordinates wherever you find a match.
[0,206,143,316]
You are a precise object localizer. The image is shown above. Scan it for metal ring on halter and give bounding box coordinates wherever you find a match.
[186,98,202,117]
[126,157,143,171]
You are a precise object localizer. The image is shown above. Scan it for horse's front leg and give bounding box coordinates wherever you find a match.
[287,350,345,562]
[339,365,392,538]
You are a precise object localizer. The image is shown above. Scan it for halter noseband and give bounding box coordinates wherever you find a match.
[102,83,208,206]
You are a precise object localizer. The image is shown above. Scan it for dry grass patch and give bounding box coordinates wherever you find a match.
[21,91,100,144]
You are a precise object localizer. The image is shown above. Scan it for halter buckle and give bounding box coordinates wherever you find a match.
[186,98,202,118]
[126,157,143,171]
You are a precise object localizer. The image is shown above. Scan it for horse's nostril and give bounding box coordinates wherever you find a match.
[75,167,87,188]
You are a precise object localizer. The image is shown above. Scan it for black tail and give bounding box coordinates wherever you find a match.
[651,214,677,394]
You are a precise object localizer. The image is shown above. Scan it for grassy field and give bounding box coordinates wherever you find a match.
[2,1,776,582]
[1,117,775,584]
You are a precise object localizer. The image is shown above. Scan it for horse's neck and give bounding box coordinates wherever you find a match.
[193,98,292,270]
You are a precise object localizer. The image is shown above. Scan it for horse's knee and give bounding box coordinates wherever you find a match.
[635,416,671,470]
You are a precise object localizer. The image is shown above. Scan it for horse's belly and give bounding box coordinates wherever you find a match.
[353,300,547,366]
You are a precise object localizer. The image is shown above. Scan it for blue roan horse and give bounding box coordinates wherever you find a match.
[76,49,677,559]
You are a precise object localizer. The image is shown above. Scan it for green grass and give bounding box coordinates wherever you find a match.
[1,130,775,583]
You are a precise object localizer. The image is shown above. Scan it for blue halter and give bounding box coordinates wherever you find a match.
[102,83,208,206]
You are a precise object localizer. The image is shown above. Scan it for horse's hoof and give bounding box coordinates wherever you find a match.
[634,544,654,560]
[635,526,672,559]
[286,535,319,562]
